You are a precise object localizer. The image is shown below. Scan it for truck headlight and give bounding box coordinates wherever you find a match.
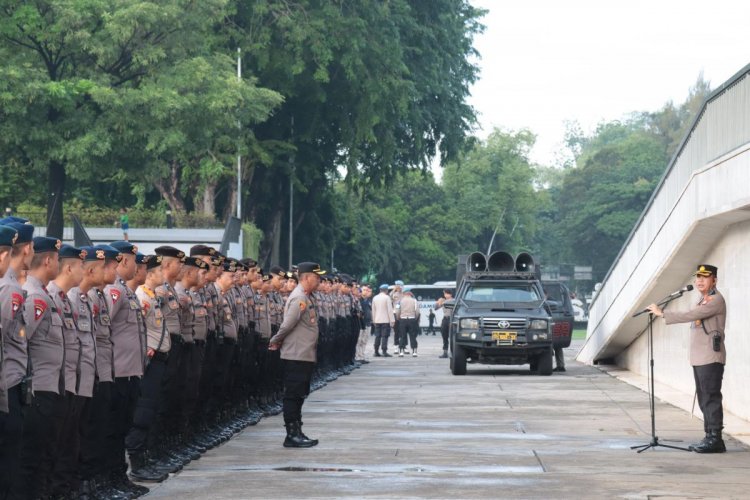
[460,318,479,329]
[529,319,548,330]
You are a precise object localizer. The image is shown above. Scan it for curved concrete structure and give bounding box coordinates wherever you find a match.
[578,63,750,421]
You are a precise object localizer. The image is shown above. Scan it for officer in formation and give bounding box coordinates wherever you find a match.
[0,219,368,498]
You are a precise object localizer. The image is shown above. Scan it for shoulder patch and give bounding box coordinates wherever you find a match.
[299,301,307,311]
[11,292,23,319]
[111,289,121,303]
[34,298,48,321]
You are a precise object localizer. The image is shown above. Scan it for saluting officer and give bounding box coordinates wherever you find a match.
[0,220,34,498]
[269,262,326,448]
[648,264,728,453]
[13,236,64,499]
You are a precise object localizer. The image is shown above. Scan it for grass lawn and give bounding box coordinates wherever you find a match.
[572,328,587,340]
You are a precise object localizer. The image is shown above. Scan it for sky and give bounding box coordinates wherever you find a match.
[465,0,750,166]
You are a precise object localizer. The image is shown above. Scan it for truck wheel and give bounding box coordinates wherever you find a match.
[537,347,553,376]
[451,344,467,375]
[529,358,538,373]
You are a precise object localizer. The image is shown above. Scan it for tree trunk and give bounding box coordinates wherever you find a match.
[270,205,282,266]
[153,161,187,213]
[223,180,237,223]
[197,182,216,217]
[46,161,65,238]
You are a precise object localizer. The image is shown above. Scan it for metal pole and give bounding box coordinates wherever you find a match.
[288,116,294,268]
[236,47,242,220]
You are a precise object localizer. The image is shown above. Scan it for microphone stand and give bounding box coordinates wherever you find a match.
[630,291,691,453]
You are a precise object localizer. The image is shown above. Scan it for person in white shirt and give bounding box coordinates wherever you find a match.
[371,284,394,357]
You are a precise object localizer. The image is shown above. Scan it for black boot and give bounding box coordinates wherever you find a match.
[691,429,726,453]
[439,349,448,359]
[283,421,318,448]
[297,421,319,446]
[128,452,168,483]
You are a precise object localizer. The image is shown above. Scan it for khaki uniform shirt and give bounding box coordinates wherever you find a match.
[47,281,80,394]
[189,289,208,341]
[88,288,114,383]
[664,290,727,366]
[270,284,319,362]
[105,276,145,378]
[371,293,395,324]
[398,294,419,320]
[0,268,27,399]
[218,288,238,340]
[23,275,65,395]
[175,283,195,343]
[157,282,183,343]
[256,293,272,339]
[136,285,170,353]
[68,287,97,398]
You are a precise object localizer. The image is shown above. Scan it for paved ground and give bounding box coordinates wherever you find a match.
[146,336,750,499]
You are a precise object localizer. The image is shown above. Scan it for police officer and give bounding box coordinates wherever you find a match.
[435,289,453,358]
[269,262,326,448]
[648,264,727,453]
[0,220,34,498]
[0,224,18,417]
[104,240,149,497]
[390,280,404,354]
[13,236,64,499]
[128,254,172,481]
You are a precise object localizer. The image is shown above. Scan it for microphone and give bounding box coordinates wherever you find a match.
[632,285,693,317]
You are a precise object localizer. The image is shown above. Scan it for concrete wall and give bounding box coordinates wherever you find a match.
[616,218,750,421]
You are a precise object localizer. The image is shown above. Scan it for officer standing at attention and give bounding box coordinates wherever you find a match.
[648,264,727,453]
[390,280,404,354]
[435,289,453,359]
[104,240,149,498]
[371,284,394,357]
[0,224,19,416]
[13,236,63,499]
[269,262,326,448]
[0,220,34,498]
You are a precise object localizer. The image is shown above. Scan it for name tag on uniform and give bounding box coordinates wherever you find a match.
[64,315,75,330]
[309,309,317,325]
[129,299,139,310]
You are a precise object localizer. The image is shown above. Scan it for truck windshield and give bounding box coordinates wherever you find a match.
[464,283,542,304]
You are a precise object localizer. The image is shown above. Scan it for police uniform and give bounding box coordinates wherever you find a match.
[269,262,326,448]
[0,220,33,498]
[661,264,727,453]
[390,284,404,352]
[14,236,65,499]
[104,240,148,492]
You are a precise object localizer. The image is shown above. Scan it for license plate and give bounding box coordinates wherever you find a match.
[491,331,517,341]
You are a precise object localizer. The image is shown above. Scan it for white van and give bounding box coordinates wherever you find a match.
[403,283,455,333]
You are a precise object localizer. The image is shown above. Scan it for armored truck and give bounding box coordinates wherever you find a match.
[449,251,554,376]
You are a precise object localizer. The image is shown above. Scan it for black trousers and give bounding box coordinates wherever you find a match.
[693,362,724,431]
[125,353,168,454]
[109,376,141,474]
[80,381,113,480]
[50,393,86,495]
[184,342,204,424]
[392,319,401,346]
[282,360,315,424]
[441,317,450,350]
[1,384,25,498]
[161,335,186,434]
[373,323,390,353]
[398,318,419,349]
[14,390,65,500]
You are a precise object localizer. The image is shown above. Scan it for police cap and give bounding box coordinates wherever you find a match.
[6,221,34,244]
[32,236,61,253]
[297,262,326,276]
[110,241,138,255]
[695,264,718,278]
[0,225,19,247]
[59,244,86,260]
[94,244,123,262]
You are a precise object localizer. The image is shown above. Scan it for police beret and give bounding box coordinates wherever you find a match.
[79,246,106,261]
[210,257,223,266]
[0,216,29,224]
[59,244,86,260]
[339,273,353,285]
[241,258,257,268]
[222,260,237,272]
[155,245,185,260]
[379,283,389,290]
[6,221,34,244]
[135,252,147,265]
[261,274,271,282]
[297,262,326,276]
[0,225,18,247]
[93,244,123,262]
[394,280,404,286]
[189,245,218,257]
[110,241,138,255]
[184,256,207,269]
[144,255,163,270]
[32,236,61,253]
[695,264,718,277]
[269,265,286,278]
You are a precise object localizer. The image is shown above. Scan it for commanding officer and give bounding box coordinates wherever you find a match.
[14,236,63,499]
[0,220,34,498]
[269,262,326,448]
[648,264,727,453]
[105,240,148,498]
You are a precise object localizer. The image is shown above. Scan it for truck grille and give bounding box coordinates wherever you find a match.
[480,318,527,330]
